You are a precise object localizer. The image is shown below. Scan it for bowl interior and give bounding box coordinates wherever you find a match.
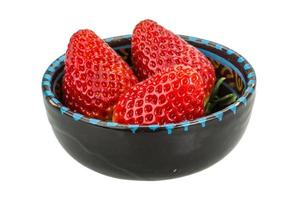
[43,35,256,131]
[52,40,246,113]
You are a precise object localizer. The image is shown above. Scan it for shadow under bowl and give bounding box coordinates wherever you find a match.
[42,35,256,180]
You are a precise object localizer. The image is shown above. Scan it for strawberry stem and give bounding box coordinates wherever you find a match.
[205,77,238,115]
[215,93,237,105]
[209,77,226,101]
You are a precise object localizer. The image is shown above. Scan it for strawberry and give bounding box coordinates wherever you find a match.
[131,19,216,96]
[63,29,138,120]
[113,65,205,125]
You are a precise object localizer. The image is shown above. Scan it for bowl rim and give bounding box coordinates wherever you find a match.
[42,34,256,134]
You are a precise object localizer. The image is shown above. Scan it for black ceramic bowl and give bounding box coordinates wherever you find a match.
[42,35,256,180]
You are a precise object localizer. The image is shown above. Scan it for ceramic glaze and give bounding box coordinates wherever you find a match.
[42,35,256,180]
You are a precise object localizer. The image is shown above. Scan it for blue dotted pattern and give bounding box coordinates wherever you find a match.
[237,57,245,63]
[51,97,61,104]
[215,44,223,50]
[44,90,54,97]
[248,80,256,86]
[89,118,100,125]
[181,121,191,132]
[60,106,69,114]
[106,122,118,127]
[128,125,139,134]
[214,111,224,121]
[197,118,207,128]
[244,64,251,70]
[229,104,237,114]
[247,72,255,78]
[226,49,234,55]
[42,81,51,87]
[73,113,83,121]
[165,124,175,135]
[238,96,247,106]
[42,35,256,135]
[149,124,160,131]
[44,74,52,81]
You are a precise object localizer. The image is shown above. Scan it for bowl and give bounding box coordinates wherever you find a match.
[42,35,256,180]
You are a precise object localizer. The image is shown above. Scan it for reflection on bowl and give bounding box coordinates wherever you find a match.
[42,35,256,180]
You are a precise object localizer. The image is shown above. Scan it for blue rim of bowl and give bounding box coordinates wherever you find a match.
[42,35,256,135]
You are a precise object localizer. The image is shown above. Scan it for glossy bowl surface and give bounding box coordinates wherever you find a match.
[42,35,256,180]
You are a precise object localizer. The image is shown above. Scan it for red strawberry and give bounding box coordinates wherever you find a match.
[113,65,205,125]
[63,29,138,120]
[131,19,216,96]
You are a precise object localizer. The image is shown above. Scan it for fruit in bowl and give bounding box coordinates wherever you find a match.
[113,65,206,125]
[63,29,138,120]
[42,20,256,180]
[131,20,215,96]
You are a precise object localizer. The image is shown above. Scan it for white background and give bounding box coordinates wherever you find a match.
[0,0,285,199]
